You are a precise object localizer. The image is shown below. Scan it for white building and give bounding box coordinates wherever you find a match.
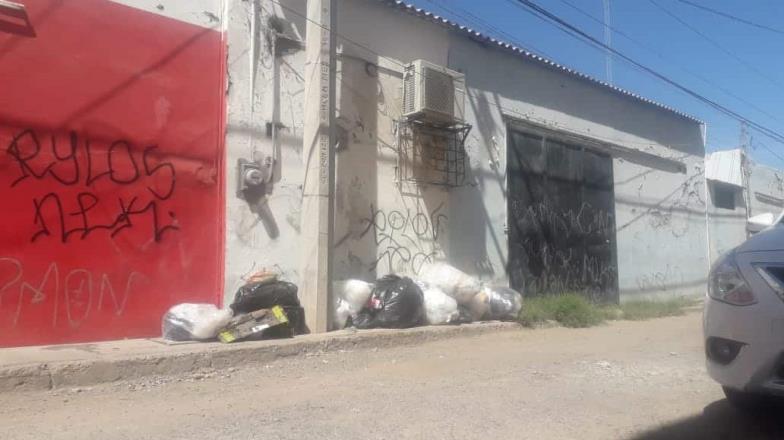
[0,0,715,345]
[706,148,784,261]
[225,0,711,331]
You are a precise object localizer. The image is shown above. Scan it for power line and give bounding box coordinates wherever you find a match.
[647,0,784,92]
[429,0,725,126]
[506,0,784,147]
[263,0,684,153]
[675,0,784,36]
[271,0,784,159]
[419,0,556,60]
[426,0,726,135]
[751,139,784,164]
[555,0,784,125]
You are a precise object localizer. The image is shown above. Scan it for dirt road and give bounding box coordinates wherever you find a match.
[2,311,782,439]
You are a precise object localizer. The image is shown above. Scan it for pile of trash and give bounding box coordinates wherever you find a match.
[162,263,523,342]
[333,262,523,330]
[162,271,307,343]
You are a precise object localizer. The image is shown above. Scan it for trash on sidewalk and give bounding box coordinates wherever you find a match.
[162,303,233,342]
[230,279,300,314]
[468,285,523,320]
[333,279,374,330]
[354,274,425,329]
[217,305,289,343]
[418,262,481,305]
[230,277,306,336]
[422,285,460,325]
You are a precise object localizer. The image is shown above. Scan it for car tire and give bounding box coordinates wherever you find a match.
[722,386,769,410]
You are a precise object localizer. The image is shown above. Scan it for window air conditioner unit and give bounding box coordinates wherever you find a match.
[403,59,465,125]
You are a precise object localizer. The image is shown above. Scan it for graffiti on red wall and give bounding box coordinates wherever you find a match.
[0,0,226,346]
[0,257,146,328]
[6,129,179,244]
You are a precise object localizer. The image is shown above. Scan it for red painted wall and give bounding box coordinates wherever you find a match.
[0,0,225,346]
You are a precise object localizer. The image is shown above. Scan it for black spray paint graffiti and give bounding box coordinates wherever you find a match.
[6,129,178,243]
[359,203,448,275]
[0,257,145,328]
[511,200,614,240]
[510,200,616,299]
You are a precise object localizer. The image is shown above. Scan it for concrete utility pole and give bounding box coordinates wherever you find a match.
[299,0,336,333]
[603,0,612,84]
[740,122,752,222]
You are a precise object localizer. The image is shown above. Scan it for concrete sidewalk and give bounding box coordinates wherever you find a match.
[0,321,519,392]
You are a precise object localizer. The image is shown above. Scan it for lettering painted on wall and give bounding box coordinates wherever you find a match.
[360,203,448,275]
[0,257,145,328]
[509,200,616,298]
[5,129,178,243]
[636,264,681,292]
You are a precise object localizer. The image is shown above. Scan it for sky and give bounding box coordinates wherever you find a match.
[405,0,784,168]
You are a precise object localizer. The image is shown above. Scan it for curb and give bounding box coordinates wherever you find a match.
[0,321,520,392]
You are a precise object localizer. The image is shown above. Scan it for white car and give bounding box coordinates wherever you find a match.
[705,225,784,408]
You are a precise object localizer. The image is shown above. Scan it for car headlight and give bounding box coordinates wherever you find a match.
[709,252,756,306]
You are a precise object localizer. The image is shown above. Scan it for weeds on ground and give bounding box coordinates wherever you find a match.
[614,297,697,321]
[518,294,697,328]
[518,293,603,328]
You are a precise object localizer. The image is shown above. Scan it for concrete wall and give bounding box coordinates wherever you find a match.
[332,0,452,283]
[706,180,747,264]
[225,0,708,309]
[445,30,706,300]
[704,156,784,265]
[749,163,784,218]
[330,0,708,300]
[704,150,747,264]
[223,0,307,304]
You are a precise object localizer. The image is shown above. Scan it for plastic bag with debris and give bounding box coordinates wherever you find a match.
[332,279,374,329]
[468,285,523,321]
[423,285,460,325]
[418,262,482,305]
[353,275,425,329]
[230,280,300,314]
[217,306,290,343]
[162,303,233,341]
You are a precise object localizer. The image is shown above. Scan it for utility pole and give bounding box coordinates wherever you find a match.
[740,122,752,225]
[603,0,612,84]
[300,0,336,333]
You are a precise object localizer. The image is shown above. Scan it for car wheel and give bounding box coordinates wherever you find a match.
[722,386,769,410]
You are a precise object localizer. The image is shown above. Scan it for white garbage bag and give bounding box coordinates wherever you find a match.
[332,279,374,329]
[333,298,353,330]
[340,279,374,311]
[418,262,481,305]
[469,286,523,320]
[162,303,233,341]
[467,290,490,321]
[423,286,459,325]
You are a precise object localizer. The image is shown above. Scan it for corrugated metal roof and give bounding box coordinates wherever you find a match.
[381,0,703,125]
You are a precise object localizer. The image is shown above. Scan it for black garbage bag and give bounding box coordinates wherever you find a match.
[230,281,306,335]
[231,281,300,313]
[353,275,425,329]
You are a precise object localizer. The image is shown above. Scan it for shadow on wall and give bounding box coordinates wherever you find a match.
[446,40,706,284]
[629,399,784,440]
[333,52,379,281]
[447,90,508,280]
